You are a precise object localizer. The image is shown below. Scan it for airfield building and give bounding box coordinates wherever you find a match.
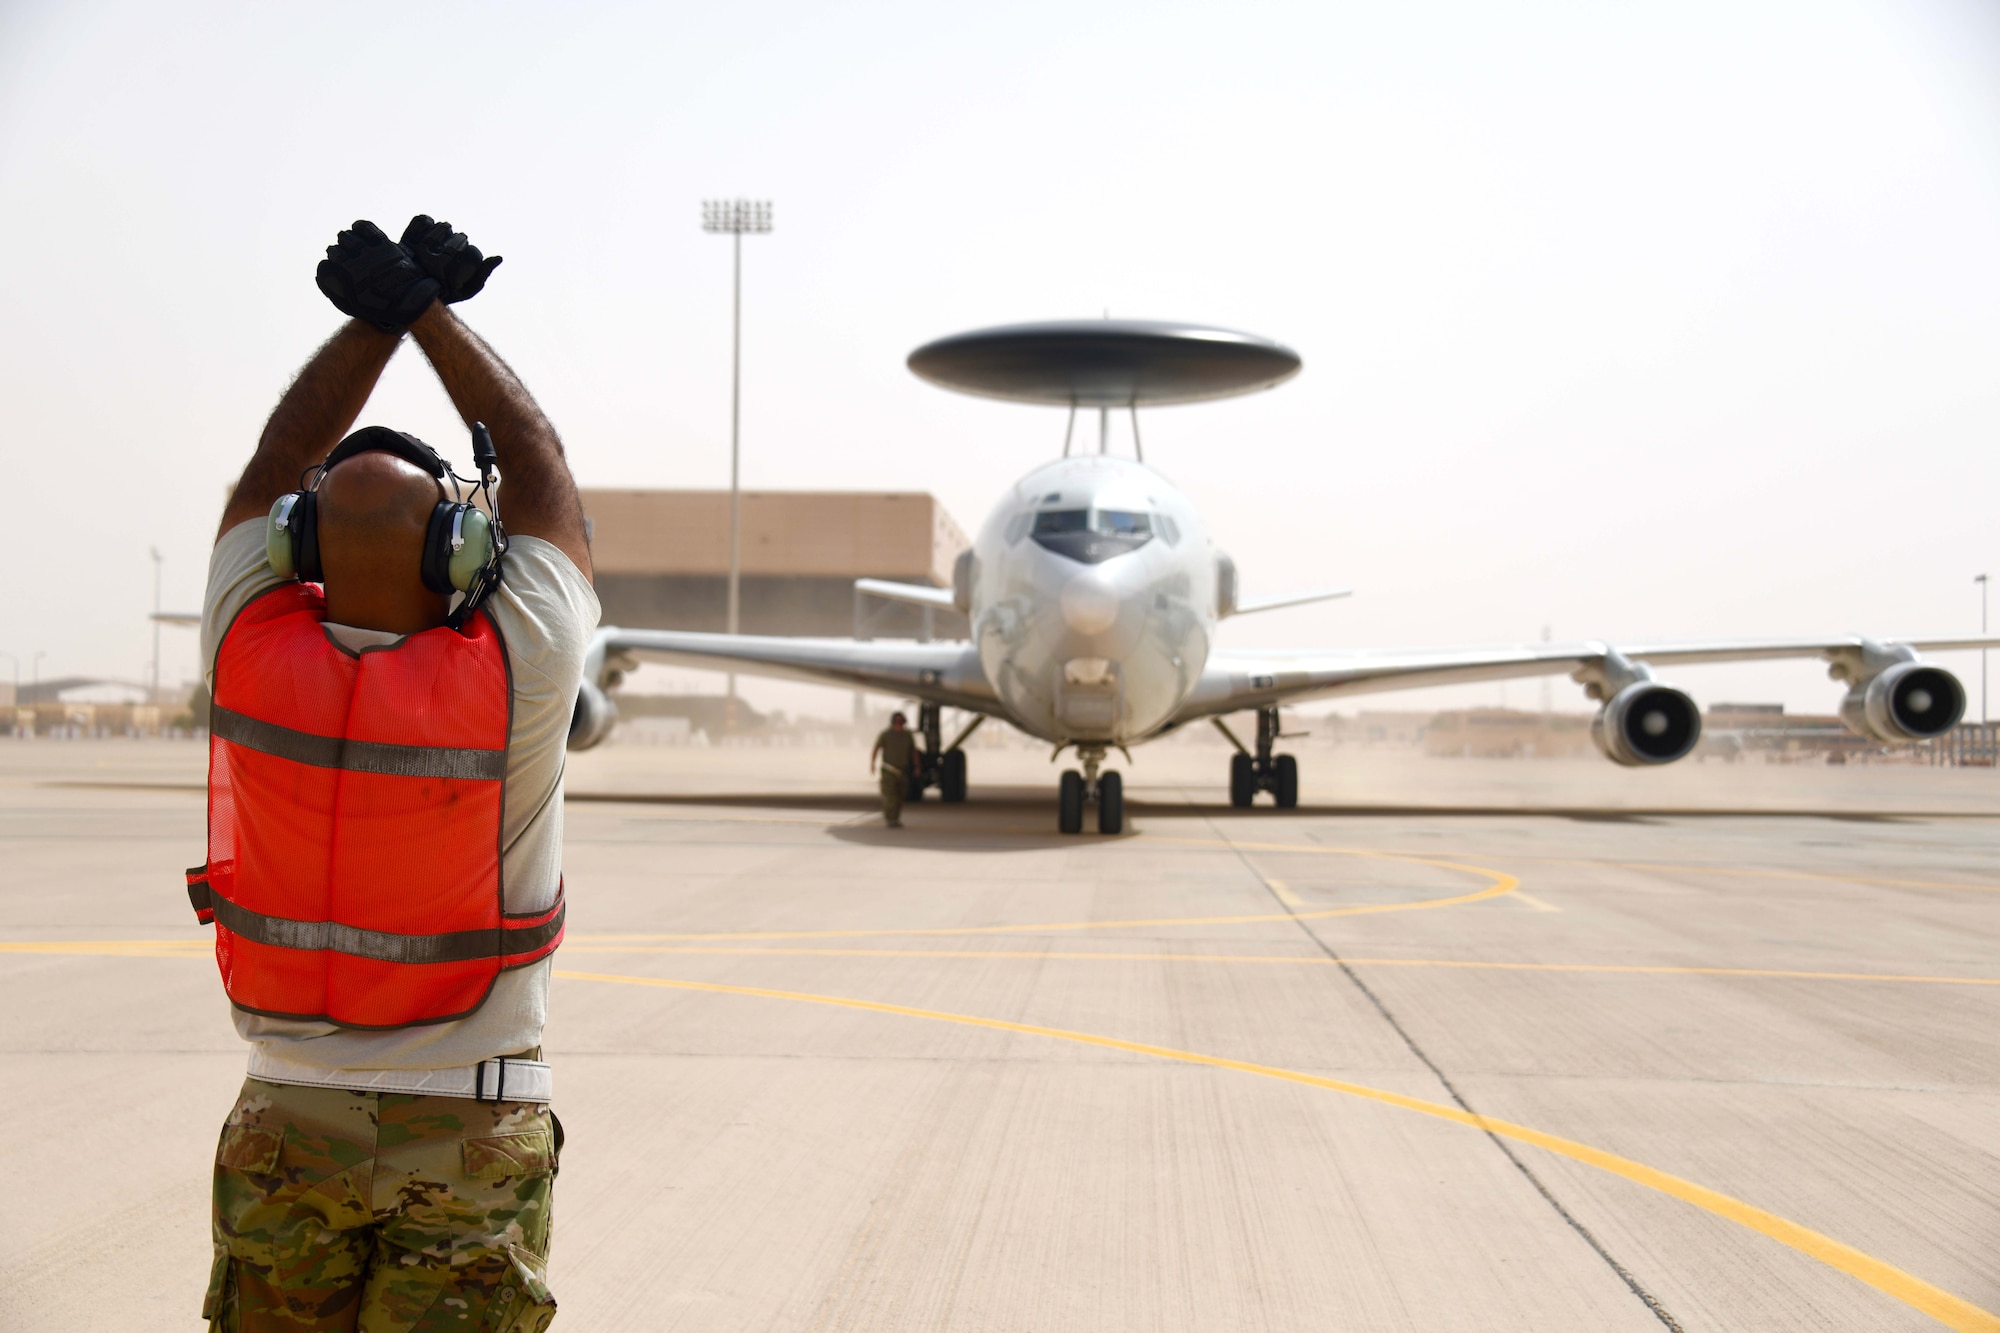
[579,489,971,640]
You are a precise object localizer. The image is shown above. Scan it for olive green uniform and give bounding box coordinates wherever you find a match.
[875,727,919,824]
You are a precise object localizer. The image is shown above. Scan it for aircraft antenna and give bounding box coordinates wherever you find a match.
[1098,407,1109,454]
[1130,405,1143,463]
[1063,403,1076,458]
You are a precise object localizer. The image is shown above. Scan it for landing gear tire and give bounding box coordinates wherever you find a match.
[1229,753,1255,808]
[1097,771,1124,835]
[1274,754,1298,809]
[1058,769,1086,834]
[940,749,968,803]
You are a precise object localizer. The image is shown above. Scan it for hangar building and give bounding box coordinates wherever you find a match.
[580,489,972,639]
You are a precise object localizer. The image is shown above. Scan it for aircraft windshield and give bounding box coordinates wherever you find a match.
[1031,508,1155,564]
[1094,510,1151,537]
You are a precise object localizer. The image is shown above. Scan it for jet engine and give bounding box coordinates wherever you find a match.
[568,681,619,751]
[1215,553,1238,618]
[1591,682,1702,766]
[1839,661,1964,743]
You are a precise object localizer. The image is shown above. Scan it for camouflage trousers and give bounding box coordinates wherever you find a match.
[205,1077,561,1332]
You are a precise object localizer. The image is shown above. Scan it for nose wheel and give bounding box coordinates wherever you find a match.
[1056,746,1124,835]
[1216,706,1300,809]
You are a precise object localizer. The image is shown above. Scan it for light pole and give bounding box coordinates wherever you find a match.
[702,198,772,727]
[1978,573,1990,726]
[150,547,163,705]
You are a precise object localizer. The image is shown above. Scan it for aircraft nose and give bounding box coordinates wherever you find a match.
[1060,571,1121,636]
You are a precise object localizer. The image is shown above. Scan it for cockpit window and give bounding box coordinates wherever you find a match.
[1030,507,1156,564]
[1093,510,1151,537]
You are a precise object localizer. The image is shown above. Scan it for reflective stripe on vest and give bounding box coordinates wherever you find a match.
[197,583,562,1030]
[211,704,509,781]
[187,871,564,965]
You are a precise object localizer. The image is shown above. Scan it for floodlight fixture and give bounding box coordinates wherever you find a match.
[702,199,773,235]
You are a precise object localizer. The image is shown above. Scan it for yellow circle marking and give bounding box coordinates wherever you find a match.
[555,967,2000,1332]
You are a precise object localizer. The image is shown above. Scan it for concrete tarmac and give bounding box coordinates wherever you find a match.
[4,738,1998,1330]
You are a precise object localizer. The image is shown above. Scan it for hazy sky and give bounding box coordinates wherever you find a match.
[4,0,1998,719]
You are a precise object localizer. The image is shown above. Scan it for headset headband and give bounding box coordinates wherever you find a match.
[319,426,448,482]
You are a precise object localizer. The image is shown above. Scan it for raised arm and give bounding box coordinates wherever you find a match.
[407,303,593,581]
[216,320,402,540]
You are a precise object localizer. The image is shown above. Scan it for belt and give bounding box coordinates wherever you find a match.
[245,1048,553,1103]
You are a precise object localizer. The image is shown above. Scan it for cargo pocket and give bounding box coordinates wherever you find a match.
[485,1244,557,1332]
[201,1247,232,1325]
[216,1123,282,1174]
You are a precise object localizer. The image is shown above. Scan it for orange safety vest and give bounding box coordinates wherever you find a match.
[186,584,564,1028]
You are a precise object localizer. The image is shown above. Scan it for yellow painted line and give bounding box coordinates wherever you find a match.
[6,938,1997,990]
[0,939,207,956]
[1421,851,2000,897]
[570,843,1516,942]
[556,968,2000,1332]
[1265,878,1309,908]
[1511,891,1561,913]
[553,944,2000,988]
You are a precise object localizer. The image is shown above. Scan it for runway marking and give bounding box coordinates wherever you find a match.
[1264,877,1309,908]
[5,938,1998,991]
[1422,852,2000,896]
[569,842,1518,942]
[0,939,208,957]
[552,945,2000,987]
[1511,891,1562,912]
[556,969,1999,1332]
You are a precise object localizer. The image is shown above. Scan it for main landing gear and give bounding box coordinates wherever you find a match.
[1215,705,1299,809]
[904,702,975,805]
[1057,744,1124,836]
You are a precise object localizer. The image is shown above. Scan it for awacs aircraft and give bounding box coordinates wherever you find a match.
[570,320,1997,834]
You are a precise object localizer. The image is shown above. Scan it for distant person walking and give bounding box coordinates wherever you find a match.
[870,711,919,827]
[188,217,596,1330]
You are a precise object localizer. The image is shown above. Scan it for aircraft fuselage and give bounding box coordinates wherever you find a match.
[967,455,1217,745]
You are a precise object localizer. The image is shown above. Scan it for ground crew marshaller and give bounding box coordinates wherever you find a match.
[189,217,597,1331]
[869,710,920,827]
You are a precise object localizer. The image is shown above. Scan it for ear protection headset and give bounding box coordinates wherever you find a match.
[266,423,508,628]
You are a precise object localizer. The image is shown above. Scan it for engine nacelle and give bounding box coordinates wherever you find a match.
[568,681,619,751]
[1592,682,1702,767]
[1840,661,1964,743]
[1215,553,1238,618]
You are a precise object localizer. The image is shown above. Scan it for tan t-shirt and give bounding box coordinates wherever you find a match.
[200,519,599,1079]
[875,727,918,774]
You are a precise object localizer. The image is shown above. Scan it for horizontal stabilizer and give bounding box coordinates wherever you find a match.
[854,578,957,611]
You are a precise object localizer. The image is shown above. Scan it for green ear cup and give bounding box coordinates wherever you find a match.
[266,496,298,579]
[448,507,494,591]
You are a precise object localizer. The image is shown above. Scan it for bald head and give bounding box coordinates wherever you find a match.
[316,451,451,634]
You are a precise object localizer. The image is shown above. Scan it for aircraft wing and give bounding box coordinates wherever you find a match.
[590,628,1001,713]
[1174,634,2000,721]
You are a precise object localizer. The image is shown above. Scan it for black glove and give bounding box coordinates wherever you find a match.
[315,221,441,332]
[401,215,503,305]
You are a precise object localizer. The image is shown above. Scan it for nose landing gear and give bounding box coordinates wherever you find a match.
[1057,744,1124,835]
[1215,706,1300,809]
